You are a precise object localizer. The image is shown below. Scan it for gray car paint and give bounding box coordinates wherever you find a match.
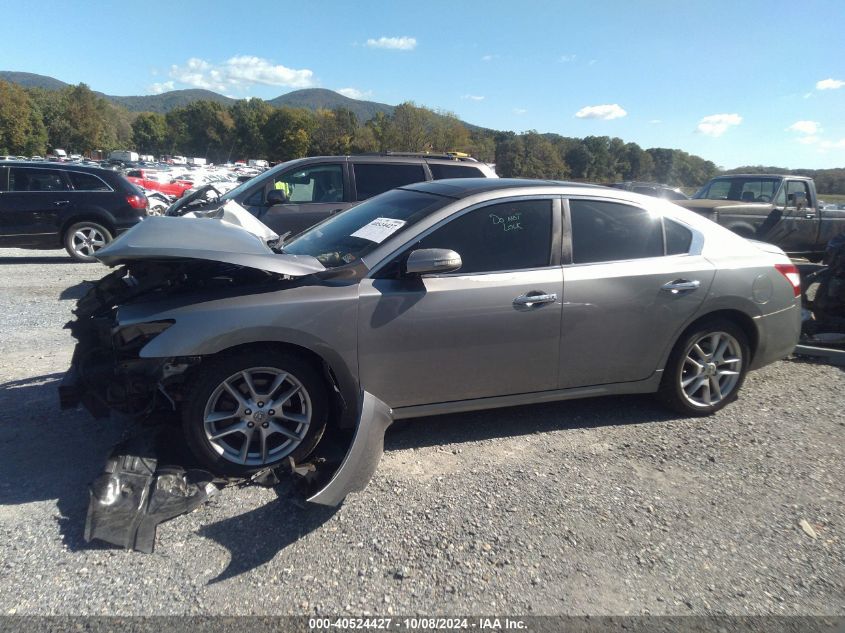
[96,215,325,276]
[98,180,801,505]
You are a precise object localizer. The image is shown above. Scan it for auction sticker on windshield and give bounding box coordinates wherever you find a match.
[351,217,406,243]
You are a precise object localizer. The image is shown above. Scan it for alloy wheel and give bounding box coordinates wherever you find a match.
[679,331,743,408]
[71,226,107,258]
[202,367,312,466]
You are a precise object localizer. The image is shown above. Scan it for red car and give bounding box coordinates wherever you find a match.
[125,169,193,198]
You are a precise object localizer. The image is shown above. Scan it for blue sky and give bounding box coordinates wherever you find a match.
[5,0,845,169]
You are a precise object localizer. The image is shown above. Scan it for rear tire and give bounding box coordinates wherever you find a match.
[182,349,328,476]
[657,319,750,416]
[63,221,112,262]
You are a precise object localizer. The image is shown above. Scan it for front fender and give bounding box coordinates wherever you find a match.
[307,391,393,506]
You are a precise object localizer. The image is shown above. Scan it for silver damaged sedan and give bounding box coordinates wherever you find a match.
[61,179,802,505]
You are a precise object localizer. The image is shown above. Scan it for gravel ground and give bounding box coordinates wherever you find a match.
[0,247,843,617]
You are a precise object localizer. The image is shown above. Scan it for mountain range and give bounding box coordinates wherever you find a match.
[0,71,396,121]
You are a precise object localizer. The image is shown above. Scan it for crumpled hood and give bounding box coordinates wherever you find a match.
[95,216,325,276]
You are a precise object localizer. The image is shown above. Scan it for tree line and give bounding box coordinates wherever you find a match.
[2,79,843,192]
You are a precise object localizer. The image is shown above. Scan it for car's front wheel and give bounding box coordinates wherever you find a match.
[63,221,113,262]
[658,319,750,416]
[182,350,328,476]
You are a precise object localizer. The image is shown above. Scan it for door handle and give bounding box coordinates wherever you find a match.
[661,279,700,294]
[54,200,70,207]
[513,292,557,306]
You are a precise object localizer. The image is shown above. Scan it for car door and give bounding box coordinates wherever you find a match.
[0,166,72,246]
[254,162,351,237]
[760,180,820,252]
[558,197,715,389]
[357,197,563,408]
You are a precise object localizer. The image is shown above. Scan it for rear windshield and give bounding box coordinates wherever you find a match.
[283,189,449,268]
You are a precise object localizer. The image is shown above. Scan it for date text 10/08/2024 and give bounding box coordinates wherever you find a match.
[308,617,528,630]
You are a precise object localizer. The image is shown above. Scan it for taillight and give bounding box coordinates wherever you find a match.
[127,194,148,210]
[775,263,801,297]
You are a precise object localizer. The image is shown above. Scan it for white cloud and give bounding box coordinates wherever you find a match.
[820,138,845,149]
[366,36,416,50]
[149,81,175,94]
[695,113,742,137]
[787,120,821,135]
[481,54,498,62]
[461,94,485,101]
[167,56,315,92]
[575,104,627,120]
[649,119,662,124]
[797,135,820,145]
[513,108,527,115]
[816,78,845,90]
[559,54,577,63]
[337,87,372,100]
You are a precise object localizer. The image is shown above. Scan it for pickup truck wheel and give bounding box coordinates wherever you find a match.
[182,350,328,476]
[63,221,113,262]
[658,319,749,416]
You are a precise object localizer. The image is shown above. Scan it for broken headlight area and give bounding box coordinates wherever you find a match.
[61,316,187,419]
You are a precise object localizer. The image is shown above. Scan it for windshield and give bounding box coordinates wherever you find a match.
[283,189,450,268]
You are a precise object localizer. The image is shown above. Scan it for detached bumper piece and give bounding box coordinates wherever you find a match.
[85,449,218,553]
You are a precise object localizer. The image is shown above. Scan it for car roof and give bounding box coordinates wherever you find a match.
[712,174,810,180]
[0,160,119,176]
[400,177,605,199]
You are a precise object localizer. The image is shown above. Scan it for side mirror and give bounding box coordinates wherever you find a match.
[405,248,462,275]
[266,188,289,206]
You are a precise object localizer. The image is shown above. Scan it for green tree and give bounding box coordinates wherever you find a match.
[230,98,273,160]
[131,112,168,155]
[264,107,313,161]
[0,81,46,155]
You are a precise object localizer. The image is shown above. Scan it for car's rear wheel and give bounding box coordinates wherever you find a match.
[63,221,113,262]
[182,350,328,476]
[658,319,749,416]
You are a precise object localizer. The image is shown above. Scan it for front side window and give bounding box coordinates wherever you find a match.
[277,164,344,203]
[9,168,69,192]
[353,163,426,201]
[569,199,663,264]
[409,199,553,274]
[785,180,811,207]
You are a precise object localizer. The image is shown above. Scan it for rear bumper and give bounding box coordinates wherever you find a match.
[750,303,801,370]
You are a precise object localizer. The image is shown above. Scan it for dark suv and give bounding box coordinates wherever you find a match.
[167,153,497,236]
[0,161,148,261]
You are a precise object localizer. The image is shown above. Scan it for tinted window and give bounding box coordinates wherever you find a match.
[9,168,69,192]
[69,172,111,191]
[665,219,693,255]
[411,199,553,274]
[429,163,484,179]
[0,167,7,191]
[633,186,656,196]
[276,164,344,203]
[353,163,426,201]
[569,199,663,264]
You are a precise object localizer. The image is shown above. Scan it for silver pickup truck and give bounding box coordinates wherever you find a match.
[676,174,845,261]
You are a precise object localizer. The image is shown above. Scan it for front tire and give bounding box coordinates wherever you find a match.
[182,350,328,476]
[658,319,750,416]
[63,221,113,262]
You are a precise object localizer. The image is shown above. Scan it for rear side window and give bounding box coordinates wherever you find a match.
[569,199,663,264]
[353,163,426,201]
[429,164,484,179]
[665,219,693,255]
[0,167,7,191]
[411,199,553,274]
[9,168,69,192]
[69,172,111,191]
